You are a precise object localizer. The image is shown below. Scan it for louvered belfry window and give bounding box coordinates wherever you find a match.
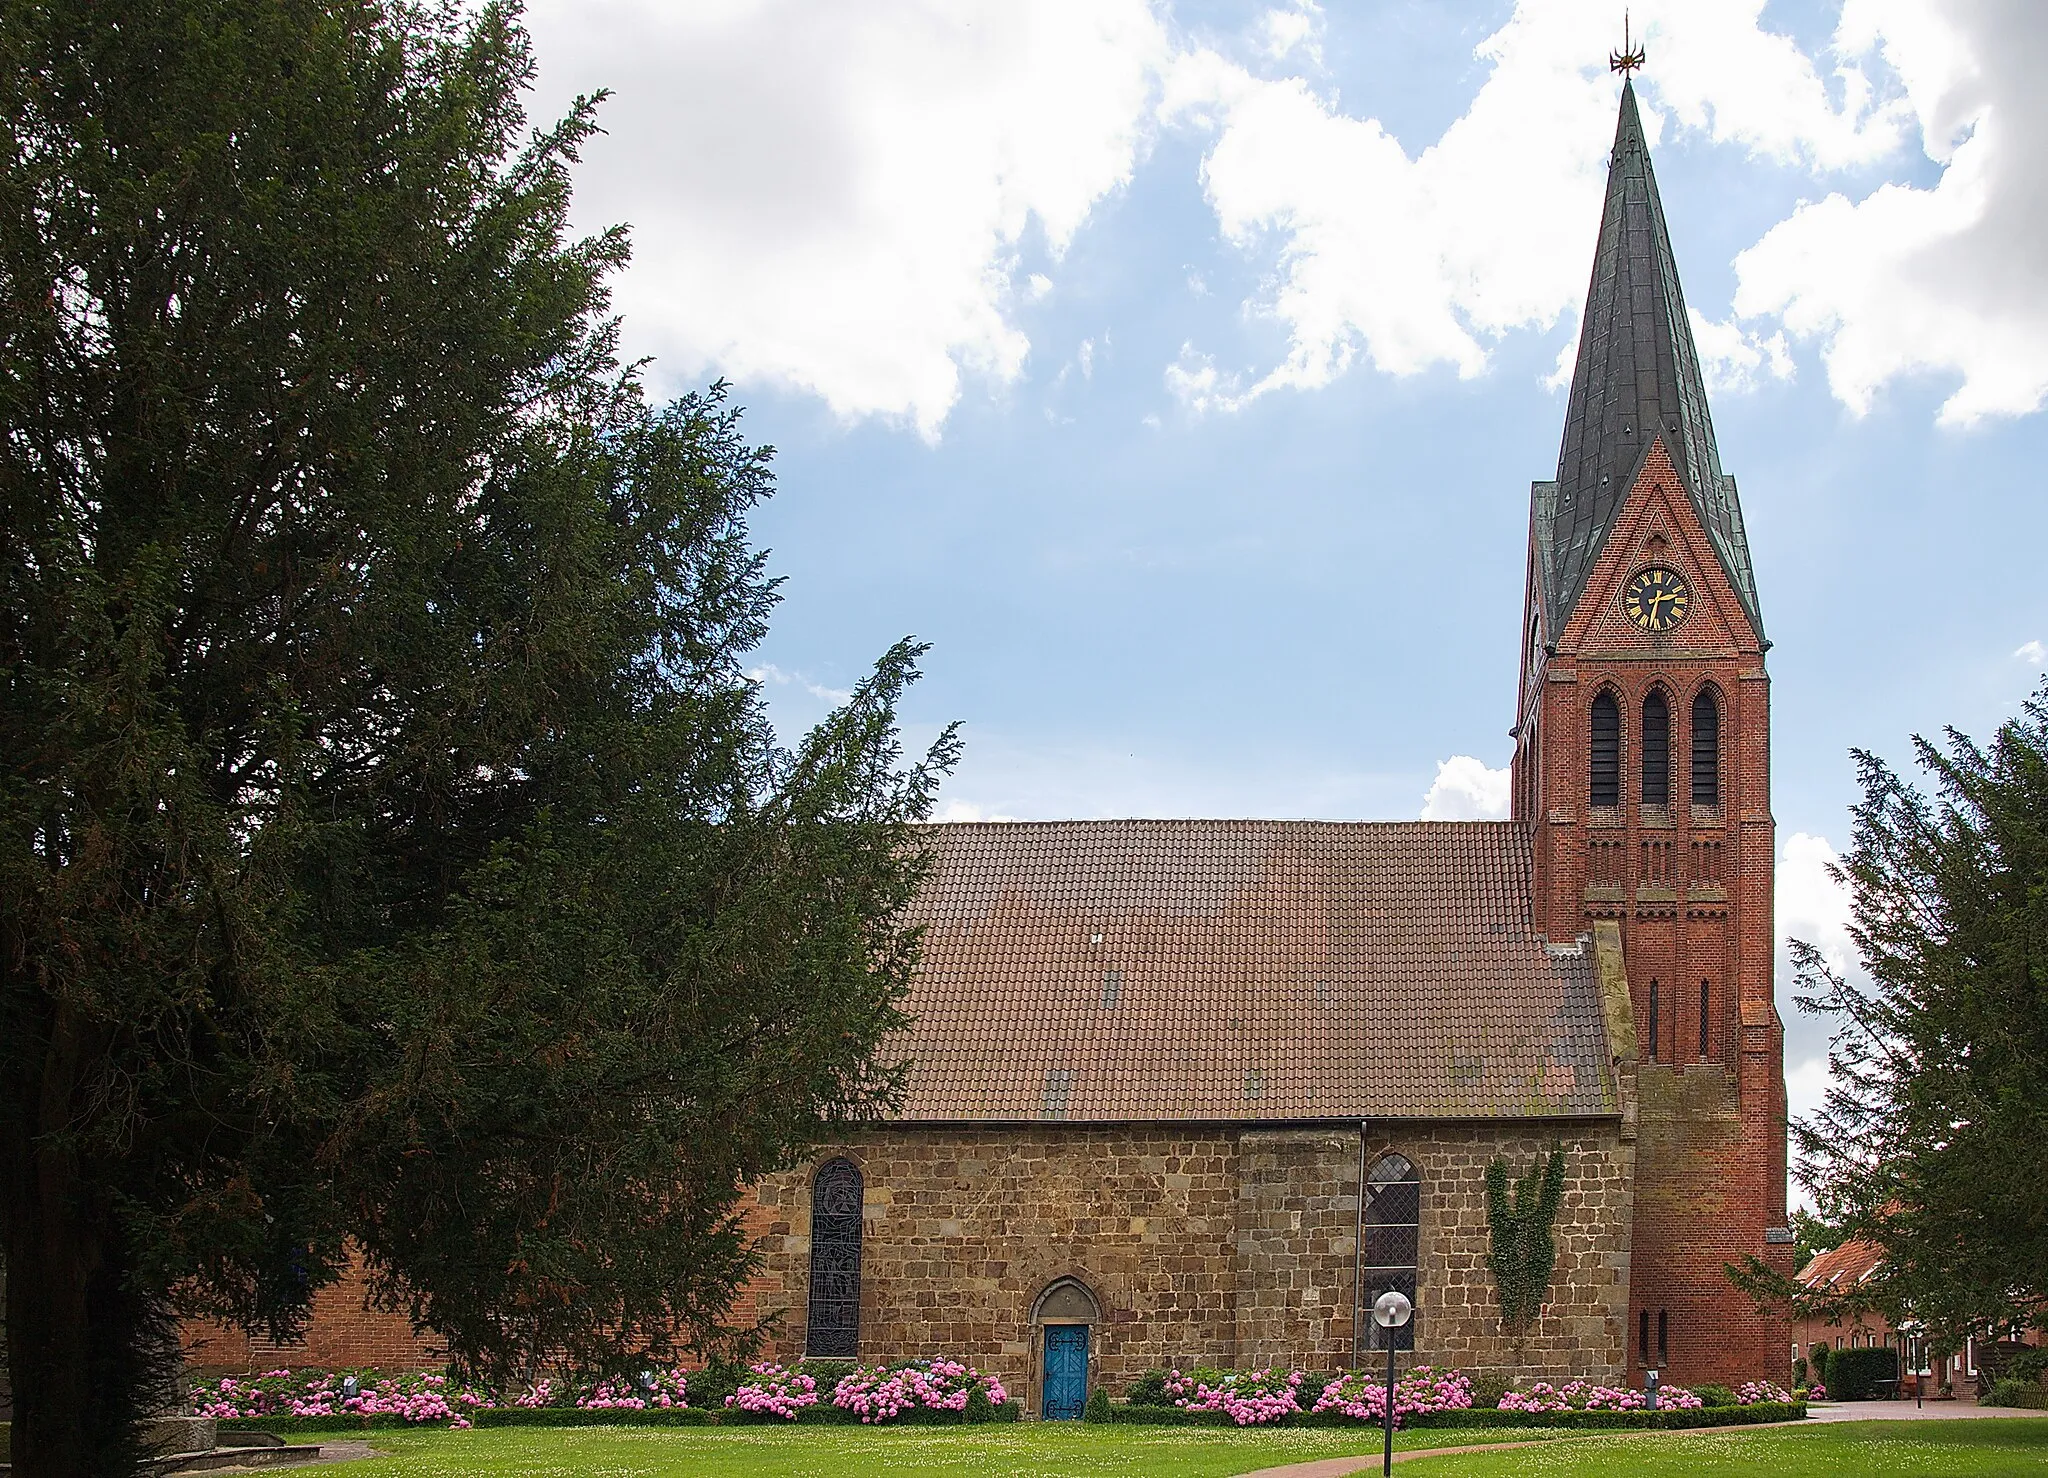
[1590,691,1621,807]
[1641,692,1670,806]
[1362,1153,1420,1352]
[1691,690,1721,807]
[806,1158,863,1357]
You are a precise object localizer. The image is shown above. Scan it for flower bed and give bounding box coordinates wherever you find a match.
[201,1359,1015,1431]
[1313,1366,1474,1426]
[1111,1366,1803,1431]
[830,1359,1009,1423]
[191,1369,485,1427]
[1498,1379,1704,1413]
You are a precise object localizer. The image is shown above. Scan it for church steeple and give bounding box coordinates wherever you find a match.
[1533,81,1762,641]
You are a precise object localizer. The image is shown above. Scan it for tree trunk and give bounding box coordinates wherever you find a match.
[5,1137,106,1477]
[3,1000,140,1478]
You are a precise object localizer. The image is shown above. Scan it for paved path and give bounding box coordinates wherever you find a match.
[1232,1402,2047,1478]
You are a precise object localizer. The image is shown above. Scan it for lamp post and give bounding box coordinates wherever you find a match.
[1372,1289,1413,1478]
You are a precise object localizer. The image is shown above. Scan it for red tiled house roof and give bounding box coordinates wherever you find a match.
[891,819,1620,1123]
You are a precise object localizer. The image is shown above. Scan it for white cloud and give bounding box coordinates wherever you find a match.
[1027,273,1055,301]
[930,799,1020,823]
[746,663,854,706]
[1159,0,1904,406]
[2015,639,2046,666]
[1163,342,1250,415]
[526,0,1168,439]
[1257,0,1323,67]
[1731,2,2048,425]
[1690,310,1794,394]
[1779,830,1856,980]
[1419,756,1511,821]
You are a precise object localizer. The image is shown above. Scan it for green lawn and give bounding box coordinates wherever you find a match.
[323,1422,1557,1477]
[1401,1418,2048,1476]
[321,1417,2048,1477]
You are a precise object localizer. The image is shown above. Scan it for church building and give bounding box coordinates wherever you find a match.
[745,81,1794,1413]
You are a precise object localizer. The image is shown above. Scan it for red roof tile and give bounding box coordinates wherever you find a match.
[890,820,1618,1122]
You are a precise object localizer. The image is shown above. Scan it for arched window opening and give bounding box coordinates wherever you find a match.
[1641,692,1670,806]
[1648,979,1660,1062]
[1590,692,1621,808]
[1691,690,1721,807]
[1362,1152,1420,1352]
[1699,979,1711,1059]
[806,1158,863,1357]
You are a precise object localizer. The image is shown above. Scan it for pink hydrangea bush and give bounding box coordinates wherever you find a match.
[726,1362,820,1419]
[831,1359,1008,1423]
[574,1367,689,1410]
[1312,1366,1475,1427]
[1497,1379,1703,1413]
[1163,1367,1305,1425]
[1736,1380,1793,1405]
[1804,1381,1828,1401]
[189,1368,483,1427]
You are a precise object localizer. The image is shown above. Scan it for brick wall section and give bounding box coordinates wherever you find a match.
[180,1245,441,1375]
[750,1120,1630,1410]
[1516,441,1794,1385]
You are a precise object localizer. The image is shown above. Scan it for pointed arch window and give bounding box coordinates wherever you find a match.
[806,1158,863,1357]
[1641,692,1670,806]
[1691,690,1721,807]
[1362,1152,1420,1352]
[1590,691,1621,808]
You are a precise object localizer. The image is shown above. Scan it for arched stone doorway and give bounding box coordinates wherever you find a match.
[1031,1277,1101,1420]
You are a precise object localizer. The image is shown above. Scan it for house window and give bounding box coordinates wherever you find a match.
[805,1158,863,1357]
[1591,692,1621,807]
[1691,690,1721,807]
[1699,979,1711,1058]
[1642,692,1670,806]
[1363,1153,1420,1352]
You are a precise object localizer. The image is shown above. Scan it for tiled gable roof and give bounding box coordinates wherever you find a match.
[891,819,1617,1123]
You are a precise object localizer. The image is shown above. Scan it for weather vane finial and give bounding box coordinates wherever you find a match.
[1609,9,1646,76]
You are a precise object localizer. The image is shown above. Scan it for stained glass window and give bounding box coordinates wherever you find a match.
[805,1158,862,1357]
[1363,1152,1420,1352]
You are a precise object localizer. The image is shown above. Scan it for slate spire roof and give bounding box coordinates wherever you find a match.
[1535,81,1763,639]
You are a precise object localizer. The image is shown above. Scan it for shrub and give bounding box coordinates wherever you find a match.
[1986,1378,2048,1410]
[725,1362,819,1420]
[1828,1346,1899,1401]
[1163,1367,1305,1426]
[1498,1380,1703,1413]
[1791,1356,1808,1388]
[1808,1344,1831,1387]
[1312,1367,1475,1428]
[1693,1384,1736,1409]
[1736,1380,1793,1405]
[2005,1348,2048,1388]
[1084,1387,1113,1422]
[830,1359,1008,1423]
[1124,1369,1172,1407]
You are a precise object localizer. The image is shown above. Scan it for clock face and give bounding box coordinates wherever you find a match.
[1622,566,1691,632]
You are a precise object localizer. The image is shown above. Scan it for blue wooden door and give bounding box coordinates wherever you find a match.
[1042,1324,1090,1419]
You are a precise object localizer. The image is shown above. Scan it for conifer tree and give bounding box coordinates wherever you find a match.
[1736,683,2048,1347]
[0,3,955,1471]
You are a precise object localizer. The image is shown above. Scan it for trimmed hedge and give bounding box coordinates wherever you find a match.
[1828,1347,1900,1402]
[1104,1401,1806,1430]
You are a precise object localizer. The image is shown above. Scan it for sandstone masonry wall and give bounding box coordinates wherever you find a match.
[750,1120,1630,1411]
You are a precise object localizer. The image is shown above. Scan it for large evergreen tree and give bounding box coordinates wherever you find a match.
[1752,684,2048,1346]
[0,3,955,1471]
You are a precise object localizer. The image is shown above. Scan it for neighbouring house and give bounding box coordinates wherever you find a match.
[1792,1237,2040,1398]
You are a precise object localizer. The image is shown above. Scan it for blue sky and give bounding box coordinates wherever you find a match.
[524,0,2048,1117]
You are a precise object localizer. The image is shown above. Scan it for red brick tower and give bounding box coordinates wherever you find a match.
[1510,82,1792,1385]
